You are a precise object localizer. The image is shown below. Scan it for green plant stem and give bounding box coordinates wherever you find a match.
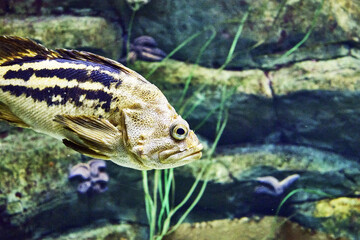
[182,94,206,119]
[279,0,324,59]
[276,188,332,216]
[144,9,244,240]
[146,30,205,78]
[265,187,333,240]
[209,110,229,157]
[157,107,229,239]
[158,171,164,205]
[194,87,234,131]
[219,10,249,71]
[157,166,206,238]
[170,170,176,211]
[182,9,246,124]
[168,179,209,235]
[272,0,288,27]
[150,170,160,239]
[167,110,229,236]
[178,85,206,116]
[157,169,174,231]
[126,9,137,65]
[177,27,217,109]
[215,86,229,133]
[142,171,153,224]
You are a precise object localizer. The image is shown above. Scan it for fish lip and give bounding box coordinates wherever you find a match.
[159,143,203,166]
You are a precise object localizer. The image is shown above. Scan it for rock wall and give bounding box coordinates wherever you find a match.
[0,0,360,239]
[131,56,360,159]
[131,0,360,69]
[0,16,122,60]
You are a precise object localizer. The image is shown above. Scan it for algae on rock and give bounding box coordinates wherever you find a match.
[0,16,122,60]
[314,197,360,238]
[0,126,81,236]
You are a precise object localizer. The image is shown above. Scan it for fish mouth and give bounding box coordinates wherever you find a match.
[158,143,203,168]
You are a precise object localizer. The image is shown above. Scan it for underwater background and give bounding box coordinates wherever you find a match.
[1,0,360,239]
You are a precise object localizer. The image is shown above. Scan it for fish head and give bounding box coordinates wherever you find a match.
[120,102,203,170]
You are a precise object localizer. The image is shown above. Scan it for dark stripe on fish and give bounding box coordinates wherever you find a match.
[2,65,121,88]
[35,68,89,81]
[89,70,121,88]
[0,85,112,112]
[4,68,34,81]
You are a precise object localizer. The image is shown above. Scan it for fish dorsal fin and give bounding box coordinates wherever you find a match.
[55,48,138,76]
[54,49,148,82]
[0,36,61,66]
[0,36,149,83]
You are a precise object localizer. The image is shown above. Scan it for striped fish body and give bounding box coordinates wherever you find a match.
[0,36,203,170]
[0,57,164,138]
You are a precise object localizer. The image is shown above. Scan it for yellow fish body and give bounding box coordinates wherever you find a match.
[0,36,203,170]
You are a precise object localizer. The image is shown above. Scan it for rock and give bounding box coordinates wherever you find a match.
[130,57,360,159]
[164,216,344,240]
[0,125,150,239]
[129,59,270,96]
[130,0,360,69]
[177,145,360,224]
[2,124,356,238]
[0,128,82,239]
[290,197,360,240]
[0,0,113,16]
[313,197,360,238]
[43,221,147,240]
[270,56,360,94]
[1,132,358,239]
[1,121,357,237]
[2,0,359,69]
[0,15,122,60]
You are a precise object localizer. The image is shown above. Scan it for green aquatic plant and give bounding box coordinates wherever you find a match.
[180,11,248,128]
[219,10,249,72]
[143,100,229,240]
[176,26,217,110]
[125,0,152,64]
[134,0,328,238]
[125,2,140,65]
[146,30,205,79]
[140,10,249,239]
[277,0,324,60]
[275,188,333,217]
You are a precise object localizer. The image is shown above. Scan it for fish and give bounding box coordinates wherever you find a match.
[0,36,203,170]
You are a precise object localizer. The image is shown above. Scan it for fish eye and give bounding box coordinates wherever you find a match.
[170,124,188,140]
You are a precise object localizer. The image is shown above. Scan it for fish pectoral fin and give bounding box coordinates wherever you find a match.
[54,115,122,155]
[0,102,30,128]
[62,139,110,159]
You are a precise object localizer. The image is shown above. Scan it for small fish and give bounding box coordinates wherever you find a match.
[0,36,203,170]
